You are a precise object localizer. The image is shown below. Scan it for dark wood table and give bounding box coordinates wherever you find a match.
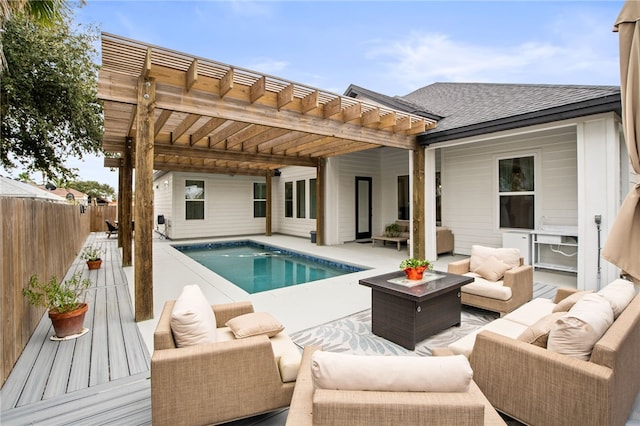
[359,270,473,350]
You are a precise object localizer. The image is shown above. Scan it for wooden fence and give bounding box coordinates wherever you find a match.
[1,198,91,386]
[87,205,117,233]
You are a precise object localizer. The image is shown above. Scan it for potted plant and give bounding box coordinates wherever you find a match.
[399,258,434,280]
[23,273,92,339]
[81,245,104,270]
[385,223,400,237]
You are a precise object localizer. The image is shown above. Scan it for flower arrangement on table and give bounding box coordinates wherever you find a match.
[399,258,434,280]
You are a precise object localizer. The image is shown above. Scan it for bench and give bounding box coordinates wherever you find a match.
[372,220,409,251]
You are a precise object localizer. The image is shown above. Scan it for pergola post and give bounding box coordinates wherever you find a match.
[121,137,133,266]
[412,146,425,259]
[117,161,123,248]
[265,171,272,236]
[134,76,155,321]
[316,159,325,245]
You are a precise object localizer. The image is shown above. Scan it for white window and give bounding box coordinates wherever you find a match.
[253,182,266,218]
[498,156,535,229]
[185,180,204,220]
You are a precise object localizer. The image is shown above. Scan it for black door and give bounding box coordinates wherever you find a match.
[355,177,372,240]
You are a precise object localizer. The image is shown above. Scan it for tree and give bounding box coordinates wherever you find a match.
[0,11,103,183]
[68,180,116,202]
[0,0,73,72]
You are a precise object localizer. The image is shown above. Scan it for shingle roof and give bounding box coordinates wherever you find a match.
[345,82,621,144]
[402,82,621,134]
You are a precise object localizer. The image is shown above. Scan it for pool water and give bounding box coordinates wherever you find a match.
[173,241,365,294]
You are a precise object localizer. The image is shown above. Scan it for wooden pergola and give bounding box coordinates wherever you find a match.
[98,33,437,321]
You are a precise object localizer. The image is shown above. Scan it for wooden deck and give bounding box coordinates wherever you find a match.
[0,234,289,426]
[0,234,152,425]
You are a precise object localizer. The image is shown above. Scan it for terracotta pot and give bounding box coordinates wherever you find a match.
[49,303,88,338]
[87,259,102,270]
[404,266,427,280]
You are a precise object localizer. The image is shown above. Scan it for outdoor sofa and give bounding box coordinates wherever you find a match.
[151,285,301,425]
[285,345,506,426]
[434,278,640,426]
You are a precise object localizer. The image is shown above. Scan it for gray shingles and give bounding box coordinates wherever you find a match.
[401,82,620,132]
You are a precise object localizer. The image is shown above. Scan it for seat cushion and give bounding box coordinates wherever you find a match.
[504,297,556,326]
[449,318,528,357]
[461,273,512,301]
[170,284,217,347]
[270,333,301,383]
[311,351,473,392]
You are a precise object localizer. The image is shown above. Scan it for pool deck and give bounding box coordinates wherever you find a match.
[2,232,580,425]
[131,233,577,354]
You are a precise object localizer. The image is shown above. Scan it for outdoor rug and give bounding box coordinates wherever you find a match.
[290,282,557,357]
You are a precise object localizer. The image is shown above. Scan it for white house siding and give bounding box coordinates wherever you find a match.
[335,150,382,243]
[441,127,578,255]
[153,173,174,237]
[274,166,317,238]
[159,172,267,240]
[378,148,411,233]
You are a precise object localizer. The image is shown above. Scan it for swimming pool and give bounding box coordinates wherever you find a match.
[173,240,366,294]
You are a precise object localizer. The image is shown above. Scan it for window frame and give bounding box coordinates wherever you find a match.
[185,179,205,220]
[495,152,538,230]
[296,179,306,218]
[253,182,267,218]
[284,181,293,218]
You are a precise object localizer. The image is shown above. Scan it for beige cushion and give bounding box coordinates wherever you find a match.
[517,312,566,347]
[461,274,512,301]
[598,278,636,318]
[504,297,556,327]
[547,293,614,360]
[311,351,473,392]
[474,255,511,282]
[552,290,592,313]
[449,318,528,357]
[225,312,284,338]
[170,284,217,347]
[470,245,521,271]
[270,333,302,383]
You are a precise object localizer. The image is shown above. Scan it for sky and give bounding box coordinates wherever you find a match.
[5,0,627,192]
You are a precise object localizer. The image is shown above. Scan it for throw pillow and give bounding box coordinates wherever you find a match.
[311,351,472,392]
[170,284,217,347]
[473,255,511,282]
[517,312,566,347]
[226,312,284,338]
[552,290,592,313]
[470,245,521,271]
[597,278,636,319]
[547,293,614,360]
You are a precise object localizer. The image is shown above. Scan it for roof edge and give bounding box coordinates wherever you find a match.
[345,84,442,121]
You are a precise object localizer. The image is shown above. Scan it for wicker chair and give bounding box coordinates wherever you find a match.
[151,301,297,425]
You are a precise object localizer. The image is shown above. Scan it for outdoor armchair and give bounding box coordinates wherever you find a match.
[151,300,297,426]
[448,245,533,315]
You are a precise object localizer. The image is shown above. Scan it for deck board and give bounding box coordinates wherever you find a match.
[0,234,152,424]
